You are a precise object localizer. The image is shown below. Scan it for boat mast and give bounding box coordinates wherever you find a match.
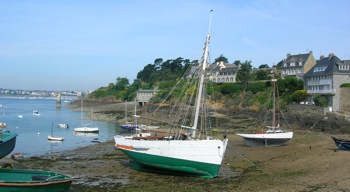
[191,10,212,138]
[272,79,277,130]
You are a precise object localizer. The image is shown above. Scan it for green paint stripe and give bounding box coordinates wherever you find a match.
[120,149,221,178]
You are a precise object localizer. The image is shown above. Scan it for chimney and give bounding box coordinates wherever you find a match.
[329,53,334,58]
[320,55,325,59]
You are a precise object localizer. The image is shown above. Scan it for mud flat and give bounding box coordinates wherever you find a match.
[3,130,348,192]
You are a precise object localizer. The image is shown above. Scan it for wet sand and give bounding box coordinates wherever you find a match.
[3,130,349,192]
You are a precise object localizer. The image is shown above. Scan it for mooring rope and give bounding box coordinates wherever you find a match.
[227,143,265,172]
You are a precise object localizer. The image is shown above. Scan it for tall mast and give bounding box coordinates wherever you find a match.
[272,79,277,130]
[191,10,212,138]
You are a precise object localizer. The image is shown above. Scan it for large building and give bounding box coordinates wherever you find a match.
[304,53,350,111]
[207,61,240,83]
[281,51,316,79]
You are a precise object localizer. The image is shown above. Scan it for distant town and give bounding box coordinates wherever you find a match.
[0,88,92,99]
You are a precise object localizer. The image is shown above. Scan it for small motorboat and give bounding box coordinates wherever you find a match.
[33,110,41,117]
[58,123,69,128]
[0,168,74,192]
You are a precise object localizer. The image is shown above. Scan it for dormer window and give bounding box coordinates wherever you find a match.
[313,66,327,72]
[339,65,349,70]
[290,62,295,66]
[299,61,303,66]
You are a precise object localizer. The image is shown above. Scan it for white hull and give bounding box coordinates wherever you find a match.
[236,131,293,139]
[58,123,69,128]
[236,131,293,146]
[115,135,228,165]
[139,124,160,130]
[48,135,64,141]
[74,127,99,133]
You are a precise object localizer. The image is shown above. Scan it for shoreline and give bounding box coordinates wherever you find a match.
[4,130,349,191]
[2,100,350,191]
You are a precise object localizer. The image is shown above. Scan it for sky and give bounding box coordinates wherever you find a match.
[1,0,349,91]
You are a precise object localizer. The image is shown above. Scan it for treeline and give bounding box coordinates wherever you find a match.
[89,55,328,108]
[90,57,194,101]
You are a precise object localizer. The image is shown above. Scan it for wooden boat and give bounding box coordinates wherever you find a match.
[115,12,228,178]
[331,136,350,150]
[0,168,74,192]
[58,123,69,128]
[236,79,293,146]
[0,131,18,159]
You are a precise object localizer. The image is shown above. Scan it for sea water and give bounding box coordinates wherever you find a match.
[0,97,118,157]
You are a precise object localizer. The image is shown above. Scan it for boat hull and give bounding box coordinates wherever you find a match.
[236,131,293,147]
[47,136,64,141]
[58,124,69,128]
[120,125,138,131]
[73,127,99,133]
[331,136,350,151]
[115,135,228,178]
[0,131,18,159]
[0,169,73,192]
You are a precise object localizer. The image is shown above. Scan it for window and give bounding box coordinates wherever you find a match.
[339,65,349,70]
[313,66,327,72]
[290,62,295,66]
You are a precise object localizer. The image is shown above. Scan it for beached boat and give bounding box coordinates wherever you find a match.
[73,101,99,133]
[0,131,18,159]
[236,79,293,146]
[0,168,74,192]
[58,123,69,128]
[114,13,228,178]
[331,136,350,151]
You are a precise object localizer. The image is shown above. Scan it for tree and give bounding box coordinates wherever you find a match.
[255,70,270,80]
[313,94,328,107]
[233,60,241,66]
[236,60,252,90]
[258,64,269,68]
[291,90,308,103]
[214,54,229,64]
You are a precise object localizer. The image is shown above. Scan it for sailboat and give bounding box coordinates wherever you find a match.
[114,12,228,178]
[236,79,293,146]
[73,101,99,133]
[48,123,64,141]
[120,100,139,131]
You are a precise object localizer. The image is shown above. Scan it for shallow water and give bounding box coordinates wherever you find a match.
[0,97,118,157]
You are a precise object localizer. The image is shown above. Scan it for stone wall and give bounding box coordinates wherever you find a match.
[340,87,350,112]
